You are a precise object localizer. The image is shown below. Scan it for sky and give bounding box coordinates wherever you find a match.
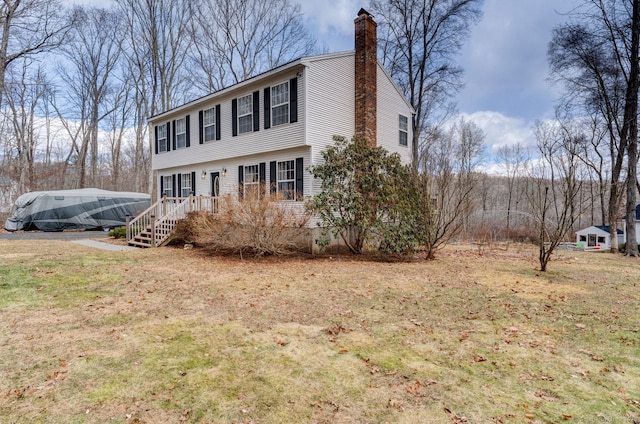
[298,0,577,156]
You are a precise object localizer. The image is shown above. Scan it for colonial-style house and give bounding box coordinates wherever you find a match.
[127,9,414,248]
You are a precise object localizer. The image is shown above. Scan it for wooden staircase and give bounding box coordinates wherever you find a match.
[126,195,218,248]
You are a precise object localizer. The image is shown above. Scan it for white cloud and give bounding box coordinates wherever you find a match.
[459,110,536,152]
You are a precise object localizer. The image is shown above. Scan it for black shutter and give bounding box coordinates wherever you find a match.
[191,171,196,195]
[232,99,238,136]
[259,162,266,198]
[238,165,244,199]
[172,120,176,150]
[295,157,303,200]
[160,175,164,196]
[177,173,182,197]
[270,161,276,194]
[215,104,221,140]
[264,87,271,129]
[154,126,158,154]
[172,174,176,197]
[199,110,203,144]
[185,115,190,147]
[290,78,298,123]
[252,91,259,132]
[166,122,171,151]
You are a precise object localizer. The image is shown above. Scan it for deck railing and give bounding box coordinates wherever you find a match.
[126,195,219,247]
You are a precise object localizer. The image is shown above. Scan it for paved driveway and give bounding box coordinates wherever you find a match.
[0,230,109,241]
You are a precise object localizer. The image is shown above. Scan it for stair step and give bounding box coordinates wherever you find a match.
[128,240,152,248]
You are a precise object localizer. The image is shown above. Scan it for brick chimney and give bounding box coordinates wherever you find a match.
[354,8,377,147]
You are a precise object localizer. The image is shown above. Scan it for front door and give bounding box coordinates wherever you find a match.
[210,171,220,213]
[588,234,596,247]
[210,171,220,197]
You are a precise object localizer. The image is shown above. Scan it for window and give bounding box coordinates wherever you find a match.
[399,114,408,147]
[597,236,605,244]
[277,160,295,200]
[162,176,172,197]
[203,107,216,142]
[175,118,186,148]
[271,81,289,126]
[158,124,167,152]
[238,94,253,134]
[579,235,587,242]
[244,165,259,197]
[181,173,192,197]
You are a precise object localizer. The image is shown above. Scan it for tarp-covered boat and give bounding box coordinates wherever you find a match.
[4,188,151,232]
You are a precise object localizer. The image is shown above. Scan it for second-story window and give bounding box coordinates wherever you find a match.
[238,94,253,134]
[399,114,408,147]
[176,118,186,148]
[203,107,216,142]
[158,124,167,152]
[271,81,289,126]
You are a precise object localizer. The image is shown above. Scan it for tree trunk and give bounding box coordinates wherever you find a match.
[625,0,640,257]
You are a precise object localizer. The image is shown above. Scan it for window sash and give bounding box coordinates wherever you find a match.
[399,115,408,146]
[244,164,260,197]
[276,160,295,200]
[203,108,216,142]
[271,82,289,126]
[162,176,172,197]
[181,173,192,197]
[158,125,167,152]
[176,118,186,148]
[237,95,253,134]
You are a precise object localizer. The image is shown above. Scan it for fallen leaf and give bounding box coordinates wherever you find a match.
[388,398,403,411]
[562,414,572,420]
[525,414,535,420]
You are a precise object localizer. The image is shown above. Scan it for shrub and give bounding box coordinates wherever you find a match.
[185,191,312,257]
[108,227,127,239]
[308,135,418,255]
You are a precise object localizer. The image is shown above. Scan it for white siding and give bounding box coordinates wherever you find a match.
[151,69,305,171]
[305,53,356,195]
[154,147,312,202]
[377,63,413,165]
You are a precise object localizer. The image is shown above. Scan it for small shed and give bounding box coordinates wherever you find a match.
[575,225,623,250]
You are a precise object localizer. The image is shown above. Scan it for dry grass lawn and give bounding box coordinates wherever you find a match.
[0,239,639,423]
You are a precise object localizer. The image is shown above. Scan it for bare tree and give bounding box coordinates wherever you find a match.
[0,0,72,109]
[416,117,484,259]
[496,142,528,245]
[117,0,193,115]
[528,121,582,272]
[549,0,640,254]
[623,0,640,256]
[4,61,49,194]
[117,0,193,194]
[104,78,132,190]
[370,0,482,169]
[56,6,123,188]
[188,0,316,92]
